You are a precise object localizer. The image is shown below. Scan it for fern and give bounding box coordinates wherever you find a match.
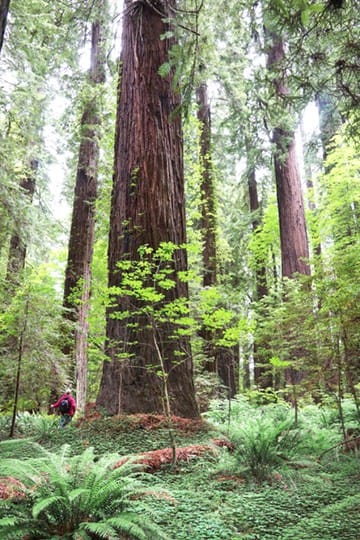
[32,495,66,519]
[0,440,169,539]
[80,520,118,538]
[227,415,302,482]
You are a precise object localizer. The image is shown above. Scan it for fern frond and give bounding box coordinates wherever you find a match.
[108,512,170,539]
[80,520,118,538]
[108,513,148,540]
[0,458,47,488]
[0,516,20,527]
[32,495,66,519]
[68,487,90,503]
[0,443,169,539]
[91,479,129,510]
[0,515,40,540]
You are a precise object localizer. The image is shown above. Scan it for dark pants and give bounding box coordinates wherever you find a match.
[59,414,72,428]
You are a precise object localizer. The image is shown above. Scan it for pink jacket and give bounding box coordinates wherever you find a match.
[52,393,76,416]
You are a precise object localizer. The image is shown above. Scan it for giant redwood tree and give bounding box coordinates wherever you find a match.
[96,0,199,417]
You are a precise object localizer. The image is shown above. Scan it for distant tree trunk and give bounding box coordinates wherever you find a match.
[10,295,29,437]
[6,160,37,289]
[63,10,106,415]
[247,166,268,299]
[196,79,236,397]
[0,0,10,53]
[96,0,199,418]
[316,94,343,162]
[247,161,272,389]
[196,81,217,288]
[267,32,310,279]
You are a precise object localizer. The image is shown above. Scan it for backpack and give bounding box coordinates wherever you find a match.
[59,398,70,414]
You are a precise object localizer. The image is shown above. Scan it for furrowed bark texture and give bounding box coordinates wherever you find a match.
[267,33,310,278]
[97,0,199,418]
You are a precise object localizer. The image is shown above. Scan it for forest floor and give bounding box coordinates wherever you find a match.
[2,410,359,540]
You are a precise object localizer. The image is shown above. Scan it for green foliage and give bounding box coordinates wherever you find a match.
[110,243,194,327]
[280,493,360,540]
[0,403,360,539]
[0,441,169,540]
[0,267,71,411]
[196,286,254,351]
[227,414,301,483]
[15,413,59,444]
[204,394,254,425]
[205,397,349,481]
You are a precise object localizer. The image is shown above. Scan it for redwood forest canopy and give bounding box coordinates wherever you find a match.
[0,0,359,419]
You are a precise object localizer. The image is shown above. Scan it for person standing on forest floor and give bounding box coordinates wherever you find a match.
[51,388,76,428]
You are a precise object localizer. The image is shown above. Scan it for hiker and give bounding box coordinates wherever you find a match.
[51,388,76,428]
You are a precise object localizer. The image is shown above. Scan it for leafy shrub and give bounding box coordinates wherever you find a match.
[194,372,228,413]
[0,440,169,539]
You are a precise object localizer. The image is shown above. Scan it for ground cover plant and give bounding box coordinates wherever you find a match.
[0,397,359,539]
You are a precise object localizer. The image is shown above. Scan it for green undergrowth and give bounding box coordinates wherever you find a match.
[0,400,359,539]
[0,414,213,457]
[144,454,360,540]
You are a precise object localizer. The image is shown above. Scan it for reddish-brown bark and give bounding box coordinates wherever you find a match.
[267,33,310,278]
[97,0,199,418]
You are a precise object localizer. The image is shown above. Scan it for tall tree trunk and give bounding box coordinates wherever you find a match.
[0,0,10,53]
[247,161,272,388]
[267,33,310,278]
[247,166,268,299]
[63,10,106,415]
[96,0,199,418]
[196,80,236,397]
[266,32,310,411]
[6,160,37,289]
[196,81,217,288]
